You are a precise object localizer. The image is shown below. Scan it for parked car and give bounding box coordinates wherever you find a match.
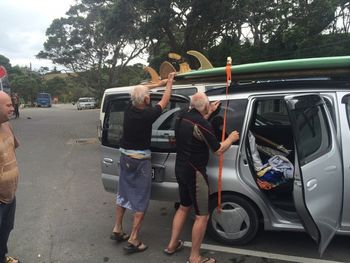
[36,92,52,107]
[77,97,96,110]
[101,56,350,255]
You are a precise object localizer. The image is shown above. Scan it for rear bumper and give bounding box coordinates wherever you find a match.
[37,102,51,107]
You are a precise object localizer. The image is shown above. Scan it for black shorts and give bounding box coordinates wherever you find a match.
[175,161,209,216]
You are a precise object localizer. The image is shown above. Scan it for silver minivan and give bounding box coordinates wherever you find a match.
[101,56,350,255]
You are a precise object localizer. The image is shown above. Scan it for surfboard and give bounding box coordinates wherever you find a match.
[175,56,350,83]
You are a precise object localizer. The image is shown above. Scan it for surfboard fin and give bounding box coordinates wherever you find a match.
[187,50,213,70]
[144,66,160,83]
[168,52,182,60]
[167,52,192,73]
[159,61,177,79]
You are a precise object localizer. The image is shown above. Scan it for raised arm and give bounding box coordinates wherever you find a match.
[204,100,221,119]
[157,72,176,110]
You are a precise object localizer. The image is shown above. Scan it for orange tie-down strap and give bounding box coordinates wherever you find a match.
[217,61,232,212]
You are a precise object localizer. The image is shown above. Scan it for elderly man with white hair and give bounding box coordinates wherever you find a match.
[111,72,175,254]
[164,92,239,263]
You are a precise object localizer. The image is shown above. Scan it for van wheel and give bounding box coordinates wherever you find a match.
[208,194,259,245]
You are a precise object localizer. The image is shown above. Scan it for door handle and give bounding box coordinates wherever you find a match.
[103,158,114,165]
[306,179,318,191]
[325,165,337,173]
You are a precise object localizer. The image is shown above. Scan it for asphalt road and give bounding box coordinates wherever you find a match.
[6,104,350,263]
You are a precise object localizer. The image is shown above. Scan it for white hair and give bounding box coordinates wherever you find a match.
[131,85,149,106]
[190,92,209,112]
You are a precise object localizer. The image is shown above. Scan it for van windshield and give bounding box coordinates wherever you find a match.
[79,98,94,102]
[38,93,50,99]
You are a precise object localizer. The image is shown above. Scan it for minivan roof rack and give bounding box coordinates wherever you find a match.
[205,78,350,96]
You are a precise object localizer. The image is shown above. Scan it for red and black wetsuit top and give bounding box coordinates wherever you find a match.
[175,108,221,169]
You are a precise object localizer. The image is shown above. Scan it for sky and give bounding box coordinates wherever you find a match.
[0,0,76,71]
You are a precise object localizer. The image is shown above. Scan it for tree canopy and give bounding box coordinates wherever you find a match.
[26,0,350,97]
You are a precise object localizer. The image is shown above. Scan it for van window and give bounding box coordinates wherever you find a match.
[102,94,125,113]
[38,93,51,99]
[250,98,293,165]
[293,104,331,165]
[158,108,181,131]
[344,99,350,129]
[210,99,248,144]
[172,88,197,96]
[155,87,197,96]
[323,97,336,131]
[78,97,95,102]
[255,99,290,126]
[102,99,128,148]
[103,95,189,149]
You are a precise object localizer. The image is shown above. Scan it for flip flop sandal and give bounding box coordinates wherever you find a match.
[201,258,216,263]
[163,240,184,255]
[123,242,148,254]
[200,258,216,263]
[110,232,130,242]
[187,257,217,263]
[4,256,20,263]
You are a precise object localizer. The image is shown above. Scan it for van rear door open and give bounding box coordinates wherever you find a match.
[285,94,343,255]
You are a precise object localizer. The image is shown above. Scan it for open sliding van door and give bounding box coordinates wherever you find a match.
[285,94,343,255]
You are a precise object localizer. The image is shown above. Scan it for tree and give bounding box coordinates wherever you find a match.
[43,77,68,101]
[10,67,42,104]
[37,0,149,98]
[113,0,245,68]
[38,0,350,89]
[0,54,12,71]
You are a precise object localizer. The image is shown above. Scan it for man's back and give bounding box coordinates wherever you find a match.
[120,103,162,150]
[175,108,220,168]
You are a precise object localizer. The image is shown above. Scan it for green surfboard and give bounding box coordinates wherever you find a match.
[175,56,350,83]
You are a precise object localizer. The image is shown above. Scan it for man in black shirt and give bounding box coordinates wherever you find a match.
[111,73,175,253]
[164,92,239,263]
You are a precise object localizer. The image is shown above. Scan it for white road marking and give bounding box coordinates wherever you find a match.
[183,242,344,263]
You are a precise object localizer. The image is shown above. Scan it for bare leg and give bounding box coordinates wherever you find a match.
[166,205,191,251]
[113,205,126,233]
[128,211,145,245]
[189,214,209,263]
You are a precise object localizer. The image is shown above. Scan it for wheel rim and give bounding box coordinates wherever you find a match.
[211,201,250,240]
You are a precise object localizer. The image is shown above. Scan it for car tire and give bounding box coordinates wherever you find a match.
[207,194,260,245]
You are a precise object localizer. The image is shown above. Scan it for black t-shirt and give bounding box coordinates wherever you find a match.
[175,108,221,168]
[120,103,162,150]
